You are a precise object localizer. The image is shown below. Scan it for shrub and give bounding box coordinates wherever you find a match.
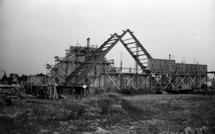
[30,104,65,121]
[107,104,125,114]
[97,95,115,114]
[118,88,153,95]
[63,99,90,118]
[85,92,123,115]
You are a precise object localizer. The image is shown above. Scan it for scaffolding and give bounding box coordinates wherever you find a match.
[46,29,207,93]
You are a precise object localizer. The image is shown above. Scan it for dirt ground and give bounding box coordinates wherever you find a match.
[0,93,215,134]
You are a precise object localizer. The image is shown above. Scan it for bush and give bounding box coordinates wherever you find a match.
[118,88,153,95]
[99,92,122,103]
[30,104,66,121]
[107,104,125,114]
[85,92,123,115]
[63,99,90,118]
[97,96,114,114]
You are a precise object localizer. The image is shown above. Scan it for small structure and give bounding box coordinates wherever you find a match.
[27,74,47,86]
[26,74,48,96]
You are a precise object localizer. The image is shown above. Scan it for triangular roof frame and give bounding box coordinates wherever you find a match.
[65,29,152,86]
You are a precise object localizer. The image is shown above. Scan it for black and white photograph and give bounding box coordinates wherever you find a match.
[0,0,215,133]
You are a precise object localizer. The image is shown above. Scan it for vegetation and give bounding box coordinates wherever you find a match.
[0,93,215,134]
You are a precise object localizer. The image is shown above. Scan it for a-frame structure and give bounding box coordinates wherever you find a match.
[64,29,152,86]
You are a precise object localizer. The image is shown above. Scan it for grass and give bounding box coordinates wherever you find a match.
[0,93,215,133]
[124,94,215,133]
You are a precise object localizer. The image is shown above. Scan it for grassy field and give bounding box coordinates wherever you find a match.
[123,94,215,133]
[0,93,215,134]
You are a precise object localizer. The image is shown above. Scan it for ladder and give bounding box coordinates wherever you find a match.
[65,29,152,86]
[64,30,128,85]
[119,29,152,72]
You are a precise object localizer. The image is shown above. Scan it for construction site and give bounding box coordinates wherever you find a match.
[1,29,213,98]
[1,0,215,133]
[1,29,215,134]
[23,29,209,96]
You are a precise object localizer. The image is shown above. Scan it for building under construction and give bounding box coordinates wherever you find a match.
[45,29,207,94]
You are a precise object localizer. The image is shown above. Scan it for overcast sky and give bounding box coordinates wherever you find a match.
[0,0,214,76]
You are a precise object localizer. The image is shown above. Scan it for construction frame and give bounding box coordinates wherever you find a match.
[46,29,207,93]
